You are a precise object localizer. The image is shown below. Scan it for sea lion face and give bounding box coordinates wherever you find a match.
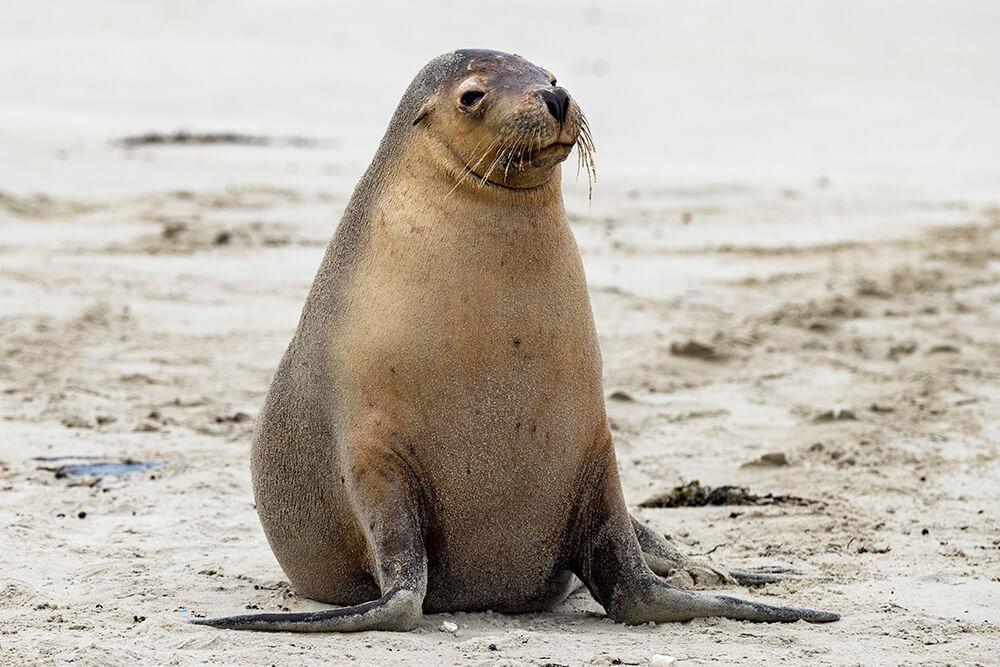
[418,50,595,192]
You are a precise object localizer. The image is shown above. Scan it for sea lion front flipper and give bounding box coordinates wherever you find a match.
[630,516,736,587]
[631,516,836,588]
[575,454,839,624]
[193,447,428,632]
[727,566,837,586]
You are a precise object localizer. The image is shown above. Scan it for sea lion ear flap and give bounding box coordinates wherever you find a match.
[412,97,436,126]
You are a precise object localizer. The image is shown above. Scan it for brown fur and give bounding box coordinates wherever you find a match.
[194,50,838,632]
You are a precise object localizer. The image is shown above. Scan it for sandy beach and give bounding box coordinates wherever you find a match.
[2,2,999,664]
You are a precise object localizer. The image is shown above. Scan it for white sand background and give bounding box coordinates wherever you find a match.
[1,1,999,664]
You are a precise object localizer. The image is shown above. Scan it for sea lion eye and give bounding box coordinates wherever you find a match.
[459,90,485,107]
[550,79,557,86]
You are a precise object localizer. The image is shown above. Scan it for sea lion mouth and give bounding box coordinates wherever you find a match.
[463,168,555,191]
[457,139,589,193]
[531,141,575,158]
[450,139,575,192]
[446,109,595,196]
[536,141,575,153]
[519,141,576,170]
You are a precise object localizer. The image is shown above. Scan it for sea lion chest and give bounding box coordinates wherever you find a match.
[331,191,606,608]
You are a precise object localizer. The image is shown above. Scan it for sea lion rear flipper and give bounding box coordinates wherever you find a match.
[193,451,428,632]
[631,516,836,587]
[575,455,839,624]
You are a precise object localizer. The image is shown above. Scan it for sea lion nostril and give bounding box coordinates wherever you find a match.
[539,88,570,124]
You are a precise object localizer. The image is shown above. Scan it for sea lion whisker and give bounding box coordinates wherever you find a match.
[461,135,498,178]
[575,135,583,180]
[447,136,502,198]
[575,113,597,200]
[483,129,511,186]
[471,127,516,189]
[479,146,506,187]
[514,133,529,171]
[510,136,525,177]
[504,130,521,174]
[462,134,499,174]
[503,139,517,181]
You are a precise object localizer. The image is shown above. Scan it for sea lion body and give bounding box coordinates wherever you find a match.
[255,165,601,612]
[196,49,838,631]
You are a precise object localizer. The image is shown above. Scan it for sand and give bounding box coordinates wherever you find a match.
[2,2,999,665]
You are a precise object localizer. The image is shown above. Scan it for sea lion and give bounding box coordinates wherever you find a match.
[194,49,838,631]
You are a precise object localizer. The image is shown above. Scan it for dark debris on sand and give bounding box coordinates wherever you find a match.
[639,479,815,508]
[114,131,331,149]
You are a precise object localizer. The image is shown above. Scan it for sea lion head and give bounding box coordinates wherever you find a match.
[408,49,595,193]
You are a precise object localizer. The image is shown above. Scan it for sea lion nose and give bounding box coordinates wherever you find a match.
[539,87,570,124]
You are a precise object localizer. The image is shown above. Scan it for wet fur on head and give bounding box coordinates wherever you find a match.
[403,50,596,197]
